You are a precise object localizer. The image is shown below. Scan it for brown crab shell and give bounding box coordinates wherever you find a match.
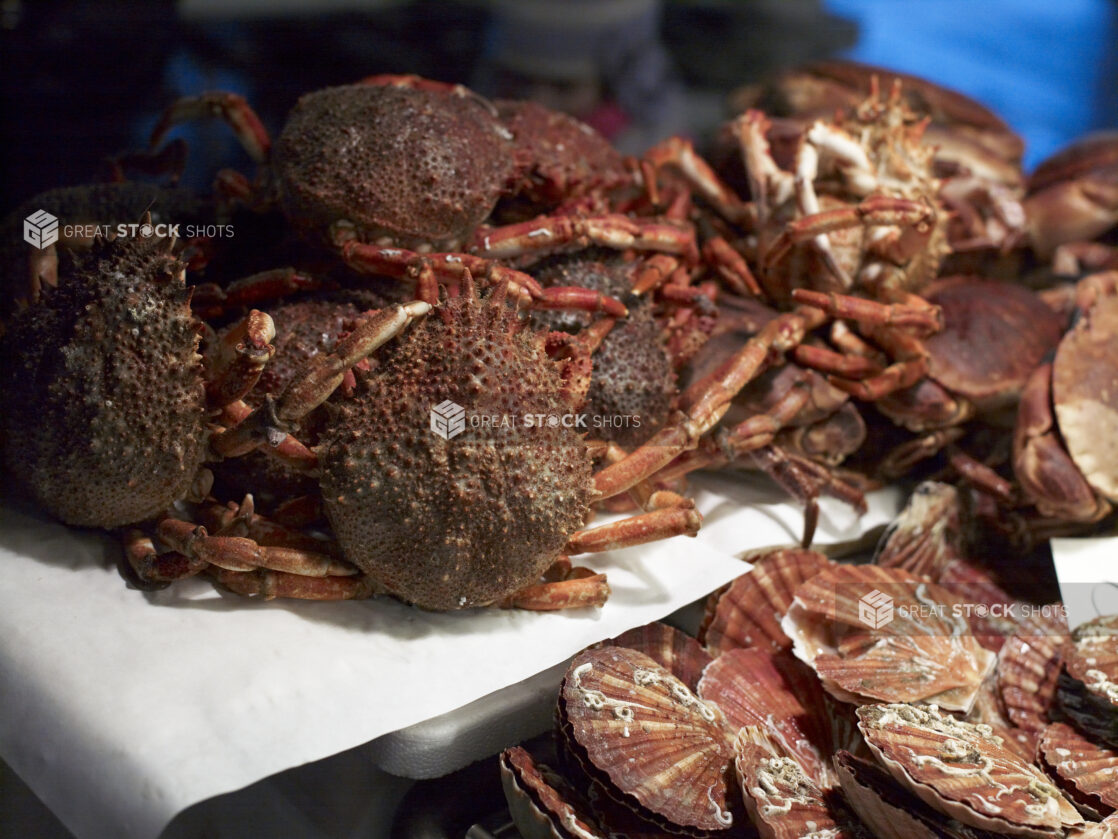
[1052,293,1118,503]
[500,745,606,839]
[857,703,1084,838]
[873,481,966,580]
[558,646,739,834]
[699,549,835,656]
[697,648,836,790]
[782,564,996,712]
[1057,616,1118,749]
[1037,722,1118,818]
[603,622,713,693]
[922,277,1065,417]
[733,727,851,839]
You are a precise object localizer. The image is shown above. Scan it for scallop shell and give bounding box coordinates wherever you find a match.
[834,750,943,839]
[857,703,1084,838]
[967,673,1038,763]
[700,548,834,655]
[604,621,713,693]
[558,646,738,834]
[1069,813,1118,839]
[733,727,851,839]
[697,648,835,789]
[998,631,1066,732]
[1038,722,1118,817]
[874,480,966,579]
[500,745,606,839]
[782,564,996,712]
[1058,615,1118,748]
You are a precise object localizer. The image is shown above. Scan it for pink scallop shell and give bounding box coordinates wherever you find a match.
[998,631,1066,732]
[1038,722,1118,816]
[699,548,835,655]
[604,621,713,693]
[697,648,835,789]
[782,564,996,712]
[559,646,738,834]
[500,745,606,839]
[857,703,1084,838]
[874,480,965,579]
[733,726,852,839]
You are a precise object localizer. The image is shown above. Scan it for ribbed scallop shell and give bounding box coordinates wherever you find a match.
[559,646,738,834]
[1070,813,1118,839]
[967,673,1038,763]
[873,481,965,579]
[782,564,996,712]
[834,750,942,839]
[1059,616,1118,748]
[857,703,1084,838]
[697,648,835,789]
[733,727,850,839]
[500,746,606,839]
[700,548,834,655]
[998,630,1066,732]
[1038,722,1118,817]
[604,621,713,693]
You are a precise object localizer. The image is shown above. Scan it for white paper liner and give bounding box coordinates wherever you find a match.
[1052,537,1118,629]
[0,474,899,839]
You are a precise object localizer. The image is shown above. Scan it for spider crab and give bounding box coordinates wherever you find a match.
[139,273,708,611]
[149,75,693,315]
[0,226,276,528]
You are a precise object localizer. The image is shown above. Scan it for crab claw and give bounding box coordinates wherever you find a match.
[150,91,271,164]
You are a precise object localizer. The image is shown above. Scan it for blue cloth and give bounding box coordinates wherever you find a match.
[824,0,1118,170]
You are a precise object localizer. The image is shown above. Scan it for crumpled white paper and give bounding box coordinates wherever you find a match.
[0,474,899,839]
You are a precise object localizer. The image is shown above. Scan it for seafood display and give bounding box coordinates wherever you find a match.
[2,51,1118,836]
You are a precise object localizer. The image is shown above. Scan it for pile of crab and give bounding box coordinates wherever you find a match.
[1,60,1116,616]
[500,482,1118,838]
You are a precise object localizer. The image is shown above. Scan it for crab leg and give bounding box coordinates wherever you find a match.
[157,519,357,577]
[501,564,610,610]
[211,568,378,601]
[204,309,276,408]
[593,306,827,500]
[791,344,883,379]
[763,196,937,288]
[212,301,432,460]
[150,91,271,163]
[643,136,753,225]
[748,445,867,547]
[565,491,702,554]
[124,529,207,585]
[192,268,322,320]
[702,236,763,296]
[790,288,943,333]
[470,214,696,262]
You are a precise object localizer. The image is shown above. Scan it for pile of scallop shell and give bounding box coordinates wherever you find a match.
[500,484,1118,837]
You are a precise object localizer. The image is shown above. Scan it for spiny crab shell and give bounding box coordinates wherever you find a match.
[0,234,206,527]
[316,287,593,611]
[271,83,515,249]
